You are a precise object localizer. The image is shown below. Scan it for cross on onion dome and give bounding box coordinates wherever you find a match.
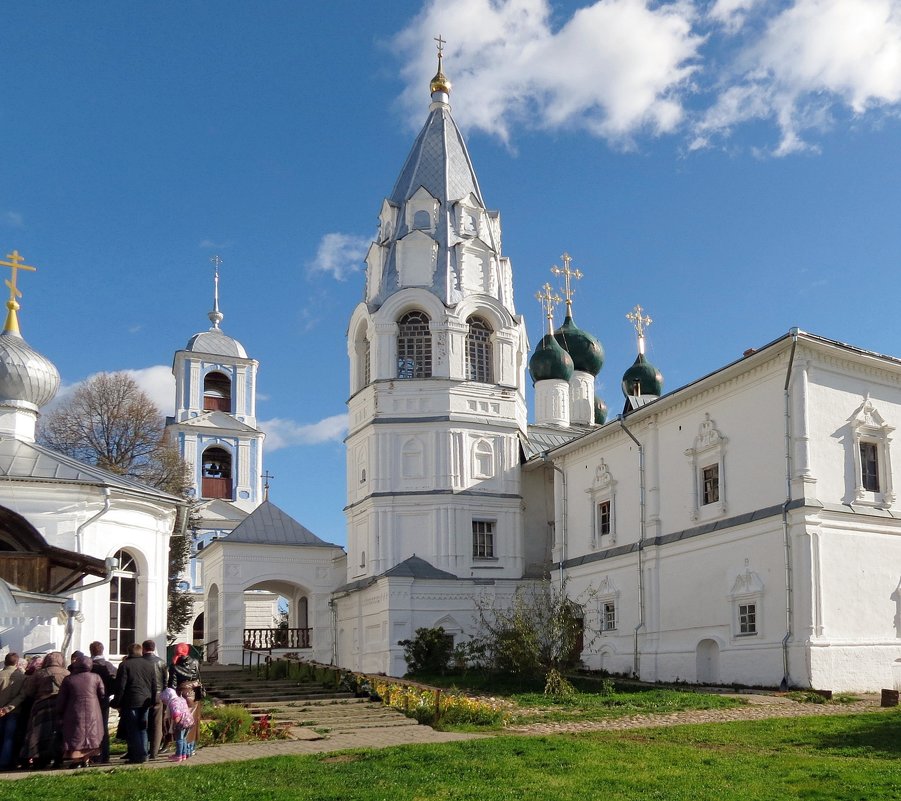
[535,282,562,334]
[550,251,583,315]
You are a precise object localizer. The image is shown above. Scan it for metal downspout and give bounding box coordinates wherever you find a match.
[75,487,111,553]
[618,416,645,679]
[781,328,799,689]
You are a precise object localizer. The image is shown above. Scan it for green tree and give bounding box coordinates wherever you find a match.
[472,580,590,682]
[39,371,194,639]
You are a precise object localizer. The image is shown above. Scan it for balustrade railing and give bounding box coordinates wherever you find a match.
[243,627,311,651]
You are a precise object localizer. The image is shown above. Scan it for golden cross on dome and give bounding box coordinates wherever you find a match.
[0,249,37,335]
[626,304,652,354]
[262,470,275,501]
[434,34,446,57]
[535,282,562,334]
[550,251,583,314]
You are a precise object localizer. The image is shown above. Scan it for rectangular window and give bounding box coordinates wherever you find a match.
[597,501,611,538]
[860,442,880,492]
[702,464,720,505]
[603,601,616,631]
[739,603,757,635]
[472,520,495,559]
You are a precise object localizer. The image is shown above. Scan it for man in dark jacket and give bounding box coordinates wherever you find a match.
[142,640,168,759]
[113,643,158,764]
[88,641,117,764]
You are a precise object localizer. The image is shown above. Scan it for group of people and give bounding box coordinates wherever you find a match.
[0,639,201,770]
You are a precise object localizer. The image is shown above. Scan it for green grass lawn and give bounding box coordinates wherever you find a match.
[419,673,746,726]
[4,712,899,800]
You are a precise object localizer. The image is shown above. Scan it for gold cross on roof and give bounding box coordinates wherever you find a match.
[550,251,583,313]
[0,250,36,304]
[626,304,652,339]
[535,282,562,334]
[434,35,446,56]
[262,470,275,501]
[0,250,37,335]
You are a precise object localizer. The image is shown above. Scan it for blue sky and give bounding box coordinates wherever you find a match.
[2,0,901,544]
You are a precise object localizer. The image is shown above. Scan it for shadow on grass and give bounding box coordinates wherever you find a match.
[807,713,901,758]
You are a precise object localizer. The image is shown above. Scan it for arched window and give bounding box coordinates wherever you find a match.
[110,549,138,656]
[397,311,432,379]
[354,324,371,392]
[473,440,494,478]
[203,371,231,412]
[466,316,493,383]
[202,446,233,500]
[413,209,431,230]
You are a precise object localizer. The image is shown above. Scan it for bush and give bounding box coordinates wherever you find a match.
[399,627,454,675]
[205,703,254,743]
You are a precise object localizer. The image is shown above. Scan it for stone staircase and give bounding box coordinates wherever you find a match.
[200,664,419,737]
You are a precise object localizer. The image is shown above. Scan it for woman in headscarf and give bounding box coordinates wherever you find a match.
[168,643,201,757]
[21,652,67,769]
[56,655,105,768]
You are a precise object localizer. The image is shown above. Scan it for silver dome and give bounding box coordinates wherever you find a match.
[0,331,60,410]
[185,328,248,359]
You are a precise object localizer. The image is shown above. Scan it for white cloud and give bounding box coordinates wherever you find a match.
[695,0,901,154]
[393,0,901,155]
[394,0,702,145]
[4,211,23,228]
[43,366,175,417]
[199,239,233,250]
[307,233,370,281]
[259,414,348,452]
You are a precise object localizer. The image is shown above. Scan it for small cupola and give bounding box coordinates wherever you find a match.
[621,304,663,405]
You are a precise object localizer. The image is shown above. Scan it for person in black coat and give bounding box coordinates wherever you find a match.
[88,641,117,764]
[113,643,158,764]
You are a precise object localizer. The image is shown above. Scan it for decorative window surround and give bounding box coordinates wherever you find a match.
[472,439,494,480]
[597,575,619,634]
[685,413,727,521]
[729,561,764,640]
[588,459,617,548]
[851,396,895,508]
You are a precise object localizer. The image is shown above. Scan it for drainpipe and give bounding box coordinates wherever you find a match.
[781,328,799,690]
[618,416,645,679]
[75,488,111,553]
[543,454,566,589]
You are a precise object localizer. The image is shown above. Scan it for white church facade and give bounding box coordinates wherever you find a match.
[321,55,901,692]
[0,251,184,660]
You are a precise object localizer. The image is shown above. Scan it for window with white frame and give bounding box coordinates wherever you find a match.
[738,603,757,635]
[729,561,763,639]
[397,311,432,379]
[702,463,720,505]
[596,575,619,635]
[602,601,616,631]
[466,316,493,383]
[685,413,727,521]
[472,520,495,559]
[588,459,616,548]
[851,397,895,507]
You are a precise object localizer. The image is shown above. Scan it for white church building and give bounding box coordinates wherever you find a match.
[0,252,185,659]
[319,55,901,692]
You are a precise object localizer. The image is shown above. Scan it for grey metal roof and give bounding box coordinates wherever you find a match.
[0,437,184,502]
[334,554,457,594]
[383,554,457,580]
[521,427,586,461]
[225,500,340,548]
[371,101,506,310]
[184,328,247,359]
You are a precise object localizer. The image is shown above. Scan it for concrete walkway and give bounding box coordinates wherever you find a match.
[0,694,892,781]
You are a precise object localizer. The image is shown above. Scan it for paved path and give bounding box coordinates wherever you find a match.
[0,694,892,781]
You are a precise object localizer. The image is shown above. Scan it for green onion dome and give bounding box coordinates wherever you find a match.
[529,333,574,384]
[594,396,608,425]
[621,353,663,398]
[554,315,604,376]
